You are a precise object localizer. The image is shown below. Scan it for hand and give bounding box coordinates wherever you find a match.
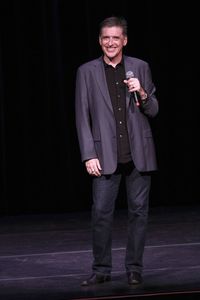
[85,158,102,177]
[124,78,147,99]
[124,77,141,93]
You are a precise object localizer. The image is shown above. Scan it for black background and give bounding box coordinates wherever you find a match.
[0,0,197,214]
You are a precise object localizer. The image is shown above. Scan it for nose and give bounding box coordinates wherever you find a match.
[108,37,114,45]
[108,37,113,44]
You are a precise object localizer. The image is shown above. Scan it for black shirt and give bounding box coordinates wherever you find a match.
[104,59,132,163]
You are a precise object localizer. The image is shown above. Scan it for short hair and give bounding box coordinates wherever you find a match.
[99,16,128,36]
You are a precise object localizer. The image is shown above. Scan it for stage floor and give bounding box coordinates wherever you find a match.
[0,204,200,300]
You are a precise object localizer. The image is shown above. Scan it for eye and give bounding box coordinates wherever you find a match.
[101,36,121,43]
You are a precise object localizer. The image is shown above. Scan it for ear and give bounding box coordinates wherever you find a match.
[123,36,128,46]
[99,36,102,46]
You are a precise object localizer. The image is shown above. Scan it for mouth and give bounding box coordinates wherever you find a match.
[106,47,117,52]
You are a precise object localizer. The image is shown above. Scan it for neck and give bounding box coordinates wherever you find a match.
[103,54,123,68]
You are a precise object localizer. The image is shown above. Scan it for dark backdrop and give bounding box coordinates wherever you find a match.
[0,0,197,214]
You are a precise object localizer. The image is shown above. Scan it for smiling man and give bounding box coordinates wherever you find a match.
[75,16,159,286]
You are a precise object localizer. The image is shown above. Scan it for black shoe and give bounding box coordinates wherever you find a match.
[81,273,111,286]
[127,272,142,285]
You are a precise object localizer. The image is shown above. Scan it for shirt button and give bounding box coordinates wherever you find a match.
[119,134,123,138]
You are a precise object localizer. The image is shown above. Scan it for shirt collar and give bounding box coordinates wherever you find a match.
[103,56,124,68]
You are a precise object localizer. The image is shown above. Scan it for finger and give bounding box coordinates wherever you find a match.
[97,160,102,170]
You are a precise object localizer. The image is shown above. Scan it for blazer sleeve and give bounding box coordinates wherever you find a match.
[75,67,97,162]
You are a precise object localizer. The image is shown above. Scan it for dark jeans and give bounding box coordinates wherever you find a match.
[91,162,151,275]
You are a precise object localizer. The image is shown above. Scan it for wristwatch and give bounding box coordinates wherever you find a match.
[140,92,148,100]
[140,92,148,105]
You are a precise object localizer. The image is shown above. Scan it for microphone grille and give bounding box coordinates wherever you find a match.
[126,71,134,79]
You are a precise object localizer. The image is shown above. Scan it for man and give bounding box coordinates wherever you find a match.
[75,16,158,286]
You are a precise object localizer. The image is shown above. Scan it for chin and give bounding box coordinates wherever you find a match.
[106,54,116,60]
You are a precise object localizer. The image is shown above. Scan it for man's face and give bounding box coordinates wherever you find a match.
[99,26,127,61]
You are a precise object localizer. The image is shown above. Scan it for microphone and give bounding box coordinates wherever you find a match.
[126,71,140,106]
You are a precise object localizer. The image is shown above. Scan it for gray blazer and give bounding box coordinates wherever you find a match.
[75,55,158,174]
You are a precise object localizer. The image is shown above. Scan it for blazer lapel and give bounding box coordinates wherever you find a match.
[94,59,114,112]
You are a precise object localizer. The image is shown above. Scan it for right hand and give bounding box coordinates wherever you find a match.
[85,158,102,177]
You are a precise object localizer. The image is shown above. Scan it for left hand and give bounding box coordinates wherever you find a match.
[124,77,141,93]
